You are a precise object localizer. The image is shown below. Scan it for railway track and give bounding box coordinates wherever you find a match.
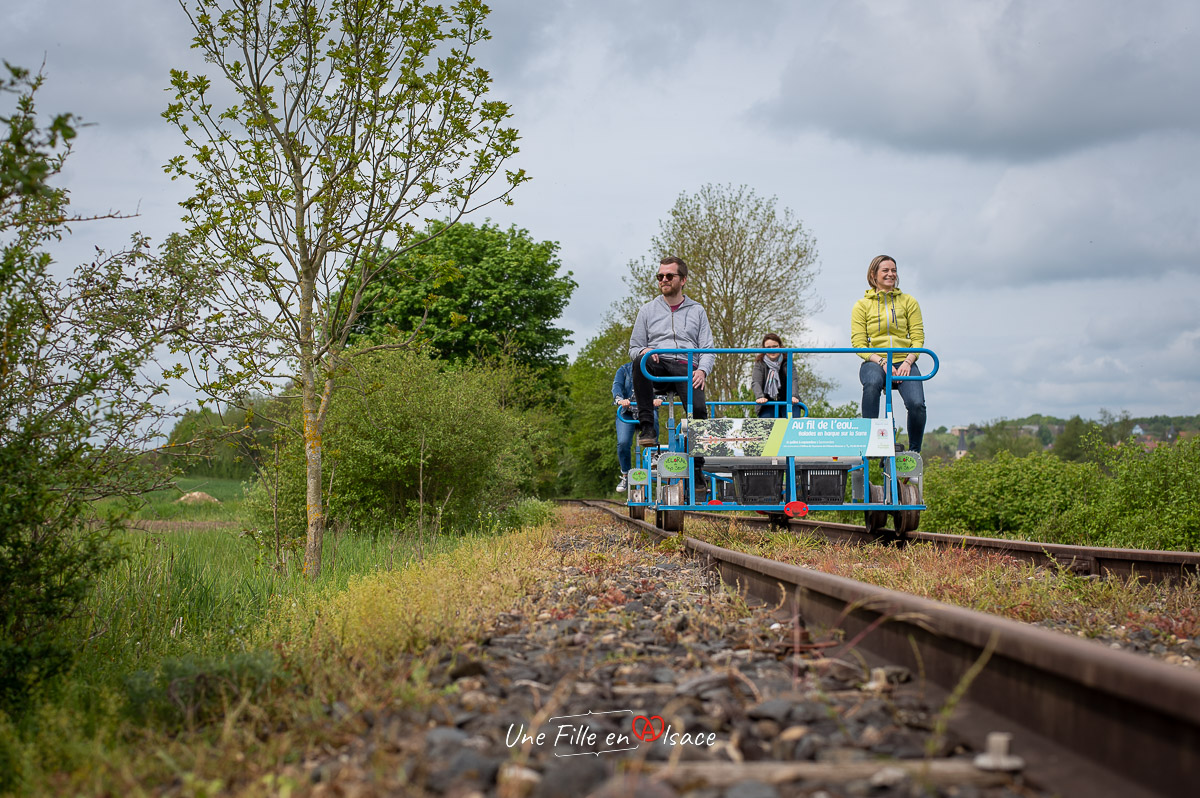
[604,499,1200,584]
[583,499,1200,798]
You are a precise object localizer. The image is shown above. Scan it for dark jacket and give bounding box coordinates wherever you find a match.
[750,356,799,400]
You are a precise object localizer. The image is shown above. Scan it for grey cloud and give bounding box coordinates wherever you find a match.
[895,134,1200,286]
[483,0,792,94]
[2,1,209,129]
[755,0,1200,160]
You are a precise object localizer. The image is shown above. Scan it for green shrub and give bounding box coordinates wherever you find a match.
[922,440,1200,551]
[247,350,550,540]
[122,651,279,730]
[922,452,1100,535]
[1037,437,1200,550]
[500,497,557,531]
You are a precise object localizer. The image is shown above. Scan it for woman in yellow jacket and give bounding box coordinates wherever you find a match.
[850,255,926,452]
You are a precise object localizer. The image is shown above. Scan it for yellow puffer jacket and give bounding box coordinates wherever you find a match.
[850,288,924,363]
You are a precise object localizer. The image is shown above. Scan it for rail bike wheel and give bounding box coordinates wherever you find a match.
[658,509,684,533]
[629,504,645,520]
[892,480,920,541]
[767,512,790,531]
[654,483,684,532]
[864,483,892,542]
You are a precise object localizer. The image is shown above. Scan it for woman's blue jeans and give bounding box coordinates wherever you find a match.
[859,360,926,453]
[616,412,658,473]
[756,399,804,419]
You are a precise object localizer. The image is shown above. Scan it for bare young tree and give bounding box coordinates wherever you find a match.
[159,0,526,578]
[622,184,825,405]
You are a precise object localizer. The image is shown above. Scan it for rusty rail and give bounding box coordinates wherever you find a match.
[584,500,1200,798]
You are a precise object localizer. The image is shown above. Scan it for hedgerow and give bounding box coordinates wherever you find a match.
[922,439,1200,551]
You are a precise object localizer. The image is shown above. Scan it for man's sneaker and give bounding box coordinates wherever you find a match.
[615,473,628,493]
[637,427,658,446]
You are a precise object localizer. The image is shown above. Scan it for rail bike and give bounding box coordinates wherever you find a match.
[619,346,939,542]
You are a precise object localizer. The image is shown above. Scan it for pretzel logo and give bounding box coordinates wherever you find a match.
[631,715,665,742]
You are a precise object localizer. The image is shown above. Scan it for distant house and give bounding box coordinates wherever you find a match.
[1131,424,1144,436]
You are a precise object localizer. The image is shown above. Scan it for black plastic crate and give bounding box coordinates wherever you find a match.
[733,468,785,505]
[801,468,849,505]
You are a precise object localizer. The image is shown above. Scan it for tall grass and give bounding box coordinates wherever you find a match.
[75,522,465,682]
[0,496,559,795]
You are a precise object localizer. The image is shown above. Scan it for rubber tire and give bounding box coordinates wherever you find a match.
[629,505,645,521]
[767,512,789,531]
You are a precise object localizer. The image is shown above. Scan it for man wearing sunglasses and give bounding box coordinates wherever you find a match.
[627,256,714,447]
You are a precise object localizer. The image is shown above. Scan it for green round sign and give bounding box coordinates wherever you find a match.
[661,454,689,474]
[896,454,917,473]
[629,469,649,482]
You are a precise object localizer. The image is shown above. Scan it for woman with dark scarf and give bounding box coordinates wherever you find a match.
[750,333,801,418]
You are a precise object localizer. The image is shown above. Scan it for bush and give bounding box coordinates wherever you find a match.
[922,452,1100,535]
[922,439,1200,551]
[1037,437,1200,550]
[122,651,279,731]
[247,350,550,541]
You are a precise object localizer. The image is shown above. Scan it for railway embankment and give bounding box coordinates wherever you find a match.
[295,505,1047,797]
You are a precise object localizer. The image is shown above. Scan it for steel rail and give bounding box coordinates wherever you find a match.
[593,498,1200,581]
[583,500,1200,798]
[633,503,1200,584]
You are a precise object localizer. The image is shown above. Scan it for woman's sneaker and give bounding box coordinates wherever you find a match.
[616,473,628,493]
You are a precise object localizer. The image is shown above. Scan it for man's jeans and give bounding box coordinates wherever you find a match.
[631,355,708,427]
[859,360,926,453]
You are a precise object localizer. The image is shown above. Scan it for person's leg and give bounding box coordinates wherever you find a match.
[859,360,885,419]
[756,402,773,419]
[896,363,927,452]
[616,417,634,473]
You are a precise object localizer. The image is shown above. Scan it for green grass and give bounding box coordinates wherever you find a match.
[74,521,466,683]
[0,497,560,795]
[128,476,250,521]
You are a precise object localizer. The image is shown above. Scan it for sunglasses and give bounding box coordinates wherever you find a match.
[655,273,680,282]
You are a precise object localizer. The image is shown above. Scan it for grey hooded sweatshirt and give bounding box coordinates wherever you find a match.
[628,295,716,376]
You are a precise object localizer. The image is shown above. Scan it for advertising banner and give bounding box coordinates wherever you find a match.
[689,417,895,457]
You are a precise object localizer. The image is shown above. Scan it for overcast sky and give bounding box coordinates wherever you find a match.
[3,0,1198,428]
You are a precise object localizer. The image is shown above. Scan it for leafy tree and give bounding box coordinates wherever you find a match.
[969,419,1041,460]
[1,65,173,714]
[159,0,526,577]
[165,400,275,479]
[1097,408,1134,445]
[619,184,824,403]
[1036,424,1053,447]
[563,320,632,495]
[1054,415,1099,462]
[351,219,576,388]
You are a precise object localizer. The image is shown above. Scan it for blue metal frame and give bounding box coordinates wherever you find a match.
[626,346,940,514]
